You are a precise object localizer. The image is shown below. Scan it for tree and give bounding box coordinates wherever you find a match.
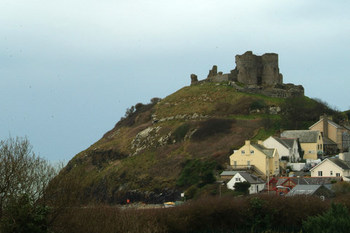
[234,181,251,195]
[0,137,57,232]
[303,203,350,233]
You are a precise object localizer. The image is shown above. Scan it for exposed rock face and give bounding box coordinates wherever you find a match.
[190,51,304,98]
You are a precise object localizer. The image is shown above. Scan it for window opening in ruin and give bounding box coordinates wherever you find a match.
[257,76,262,85]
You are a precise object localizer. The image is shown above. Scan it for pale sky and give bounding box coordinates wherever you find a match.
[1,0,350,162]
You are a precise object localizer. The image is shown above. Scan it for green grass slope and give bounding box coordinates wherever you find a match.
[56,82,342,204]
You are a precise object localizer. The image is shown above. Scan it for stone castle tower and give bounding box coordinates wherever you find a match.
[190,51,304,98]
[235,51,283,86]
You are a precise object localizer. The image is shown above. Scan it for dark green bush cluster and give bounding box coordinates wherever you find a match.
[281,96,339,129]
[250,99,267,111]
[176,159,216,189]
[191,118,233,141]
[172,123,190,142]
[303,203,350,233]
[1,195,49,233]
[50,195,334,233]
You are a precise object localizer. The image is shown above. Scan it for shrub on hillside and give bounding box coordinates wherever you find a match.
[176,159,216,189]
[191,118,234,141]
[171,123,190,143]
[281,97,338,129]
[250,99,267,111]
[214,98,252,115]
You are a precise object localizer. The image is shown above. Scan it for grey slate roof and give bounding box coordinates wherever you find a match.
[276,177,340,186]
[343,125,350,131]
[281,130,319,143]
[273,137,296,149]
[220,171,238,176]
[329,158,350,170]
[252,143,274,157]
[239,172,265,184]
[285,184,321,196]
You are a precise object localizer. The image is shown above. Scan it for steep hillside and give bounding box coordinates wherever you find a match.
[56,82,338,204]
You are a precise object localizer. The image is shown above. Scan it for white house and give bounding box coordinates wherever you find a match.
[310,153,350,180]
[263,136,300,162]
[227,171,266,194]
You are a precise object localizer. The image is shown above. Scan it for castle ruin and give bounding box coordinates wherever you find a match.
[190,51,304,98]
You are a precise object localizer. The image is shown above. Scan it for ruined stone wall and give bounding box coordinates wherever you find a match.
[235,51,282,86]
[189,51,303,98]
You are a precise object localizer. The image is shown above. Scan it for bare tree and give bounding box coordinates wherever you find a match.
[0,136,57,218]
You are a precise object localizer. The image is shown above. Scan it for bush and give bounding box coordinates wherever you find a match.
[172,123,190,142]
[0,194,49,233]
[234,181,250,195]
[250,99,267,110]
[303,203,350,233]
[191,118,233,141]
[176,159,216,189]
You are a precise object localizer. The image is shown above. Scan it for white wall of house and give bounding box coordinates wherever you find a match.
[264,137,289,158]
[310,159,349,177]
[288,163,306,171]
[290,140,301,162]
[226,173,265,194]
[263,137,300,162]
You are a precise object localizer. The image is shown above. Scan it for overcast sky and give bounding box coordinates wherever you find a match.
[1,0,350,163]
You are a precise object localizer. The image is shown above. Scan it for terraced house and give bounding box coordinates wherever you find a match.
[309,115,350,154]
[280,130,323,160]
[229,140,279,179]
[310,152,350,180]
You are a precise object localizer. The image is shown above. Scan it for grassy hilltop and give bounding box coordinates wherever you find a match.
[56,82,344,204]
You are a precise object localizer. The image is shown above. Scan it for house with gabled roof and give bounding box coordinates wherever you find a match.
[226,171,266,194]
[220,171,239,181]
[280,130,323,160]
[309,115,350,153]
[263,136,300,162]
[229,140,279,178]
[310,152,350,180]
[285,184,335,199]
[273,176,340,195]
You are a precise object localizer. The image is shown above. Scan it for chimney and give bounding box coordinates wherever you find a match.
[323,114,328,138]
[258,140,263,145]
[245,140,251,146]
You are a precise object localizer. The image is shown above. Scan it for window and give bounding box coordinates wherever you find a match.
[241,150,245,155]
[235,178,241,182]
[247,161,251,166]
[336,173,341,177]
[330,171,333,176]
[250,150,254,154]
[320,144,322,150]
[233,161,237,168]
[318,171,323,177]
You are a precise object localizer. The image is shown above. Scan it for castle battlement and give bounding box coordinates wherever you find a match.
[190,51,304,98]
